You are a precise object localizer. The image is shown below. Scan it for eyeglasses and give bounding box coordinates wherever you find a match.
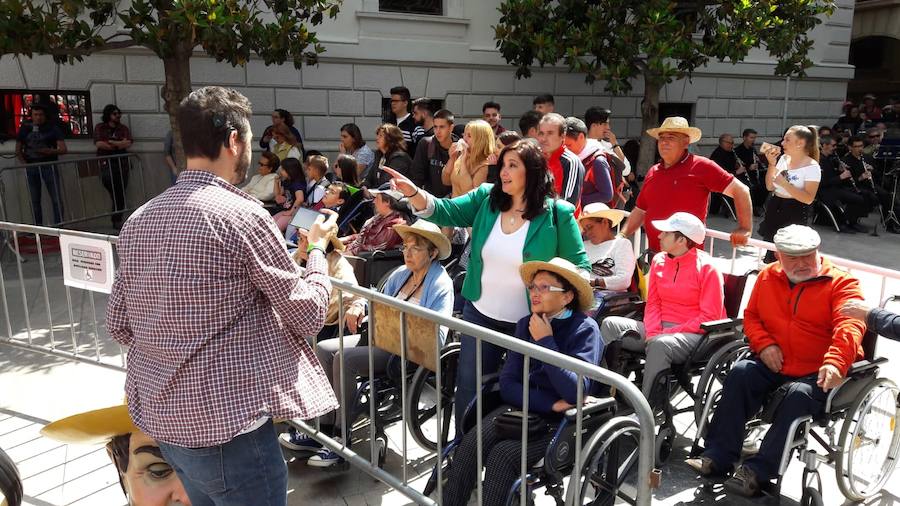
[526,283,567,294]
[399,244,429,254]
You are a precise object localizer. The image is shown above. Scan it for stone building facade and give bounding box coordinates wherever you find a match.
[0,0,857,222]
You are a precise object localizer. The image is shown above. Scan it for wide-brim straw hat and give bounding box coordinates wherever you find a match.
[296,227,345,252]
[41,404,137,445]
[646,116,702,144]
[519,257,594,311]
[578,202,626,228]
[394,220,452,260]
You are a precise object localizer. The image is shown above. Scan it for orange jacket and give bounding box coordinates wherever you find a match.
[744,258,865,377]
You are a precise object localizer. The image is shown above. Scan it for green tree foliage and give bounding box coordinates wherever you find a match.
[494,0,835,172]
[1,0,341,165]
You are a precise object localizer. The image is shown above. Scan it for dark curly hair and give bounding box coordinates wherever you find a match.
[489,139,554,220]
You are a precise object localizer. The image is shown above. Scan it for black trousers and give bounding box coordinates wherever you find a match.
[759,196,809,262]
[443,404,557,506]
[817,187,868,225]
[100,157,130,226]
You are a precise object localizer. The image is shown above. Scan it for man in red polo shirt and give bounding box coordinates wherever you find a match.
[621,117,752,251]
[538,113,585,214]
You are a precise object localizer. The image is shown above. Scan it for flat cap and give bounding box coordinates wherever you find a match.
[773,224,820,256]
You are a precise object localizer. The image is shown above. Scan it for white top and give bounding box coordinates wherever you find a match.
[773,157,821,198]
[584,237,636,292]
[473,216,530,323]
[241,173,278,202]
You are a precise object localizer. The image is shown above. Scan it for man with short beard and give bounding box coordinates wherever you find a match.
[410,109,456,197]
[107,86,339,505]
[688,225,865,499]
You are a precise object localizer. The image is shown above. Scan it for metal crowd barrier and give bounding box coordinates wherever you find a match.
[0,153,150,230]
[3,221,900,506]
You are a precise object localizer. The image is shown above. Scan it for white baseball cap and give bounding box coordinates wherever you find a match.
[651,212,706,244]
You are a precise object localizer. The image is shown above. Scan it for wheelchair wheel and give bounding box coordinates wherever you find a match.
[800,487,824,506]
[835,378,900,502]
[569,416,641,506]
[694,341,751,429]
[406,342,459,452]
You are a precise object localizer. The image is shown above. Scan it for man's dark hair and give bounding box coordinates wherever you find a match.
[29,103,47,113]
[741,128,758,137]
[102,104,121,123]
[819,135,835,146]
[565,116,588,139]
[434,109,455,124]
[329,181,352,202]
[305,149,323,160]
[412,97,435,116]
[482,101,501,113]
[850,135,866,147]
[519,110,543,135]
[584,107,611,128]
[498,130,522,146]
[273,108,295,127]
[177,87,251,160]
[533,94,554,106]
[490,139,553,221]
[390,86,411,102]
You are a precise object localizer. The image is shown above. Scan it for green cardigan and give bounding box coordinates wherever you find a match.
[423,184,590,303]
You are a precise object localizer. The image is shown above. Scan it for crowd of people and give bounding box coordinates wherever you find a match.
[13,84,893,506]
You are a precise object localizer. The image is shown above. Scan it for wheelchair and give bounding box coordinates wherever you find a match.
[596,268,756,465]
[422,378,642,506]
[690,295,900,505]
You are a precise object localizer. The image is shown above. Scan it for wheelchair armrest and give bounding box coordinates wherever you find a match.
[700,318,743,334]
[564,396,617,422]
[845,357,887,377]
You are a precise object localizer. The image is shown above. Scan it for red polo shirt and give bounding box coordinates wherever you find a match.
[636,152,733,252]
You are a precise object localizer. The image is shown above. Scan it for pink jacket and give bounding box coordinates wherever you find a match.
[644,248,725,338]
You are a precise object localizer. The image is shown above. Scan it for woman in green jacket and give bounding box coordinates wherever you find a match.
[383,139,590,427]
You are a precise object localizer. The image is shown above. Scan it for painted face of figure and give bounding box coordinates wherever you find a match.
[110,431,191,506]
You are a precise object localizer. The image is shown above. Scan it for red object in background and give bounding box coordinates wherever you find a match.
[14,235,61,255]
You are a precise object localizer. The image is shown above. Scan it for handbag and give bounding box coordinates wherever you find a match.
[492,410,552,440]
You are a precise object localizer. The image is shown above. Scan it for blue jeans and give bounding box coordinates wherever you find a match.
[703,359,826,482]
[454,301,518,432]
[26,165,63,225]
[158,419,287,506]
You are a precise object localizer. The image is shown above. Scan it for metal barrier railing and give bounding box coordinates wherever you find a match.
[3,220,900,506]
[0,153,151,230]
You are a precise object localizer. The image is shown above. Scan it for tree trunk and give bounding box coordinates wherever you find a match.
[161,44,193,174]
[637,74,661,176]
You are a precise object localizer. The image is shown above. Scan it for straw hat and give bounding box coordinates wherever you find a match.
[519,257,594,311]
[41,404,137,445]
[578,202,626,228]
[296,227,345,252]
[646,116,702,144]
[393,220,451,260]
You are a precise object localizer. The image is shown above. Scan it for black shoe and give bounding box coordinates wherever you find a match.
[724,465,761,497]
[839,225,857,234]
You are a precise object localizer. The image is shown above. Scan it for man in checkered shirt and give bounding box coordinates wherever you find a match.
[107,86,339,506]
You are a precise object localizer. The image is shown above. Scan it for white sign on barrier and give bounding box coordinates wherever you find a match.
[60,234,115,293]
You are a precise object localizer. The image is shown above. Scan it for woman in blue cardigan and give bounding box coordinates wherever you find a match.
[442,257,601,506]
[382,139,590,428]
[280,219,454,468]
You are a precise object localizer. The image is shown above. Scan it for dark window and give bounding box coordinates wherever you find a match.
[0,90,92,141]
[379,0,442,15]
[381,98,444,124]
[658,103,694,125]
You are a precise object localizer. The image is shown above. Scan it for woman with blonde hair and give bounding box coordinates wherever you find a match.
[444,119,497,197]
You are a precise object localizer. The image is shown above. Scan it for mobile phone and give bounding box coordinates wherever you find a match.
[289,207,325,231]
[760,142,777,155]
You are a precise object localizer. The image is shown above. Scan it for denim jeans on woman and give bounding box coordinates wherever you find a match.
[158,419,287,506]
[454,300,517,433]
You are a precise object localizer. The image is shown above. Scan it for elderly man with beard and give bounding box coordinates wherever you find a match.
[107,86,339,505]
[687,225,865,499]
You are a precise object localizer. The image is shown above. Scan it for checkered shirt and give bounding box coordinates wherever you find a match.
[107,170,338,448]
